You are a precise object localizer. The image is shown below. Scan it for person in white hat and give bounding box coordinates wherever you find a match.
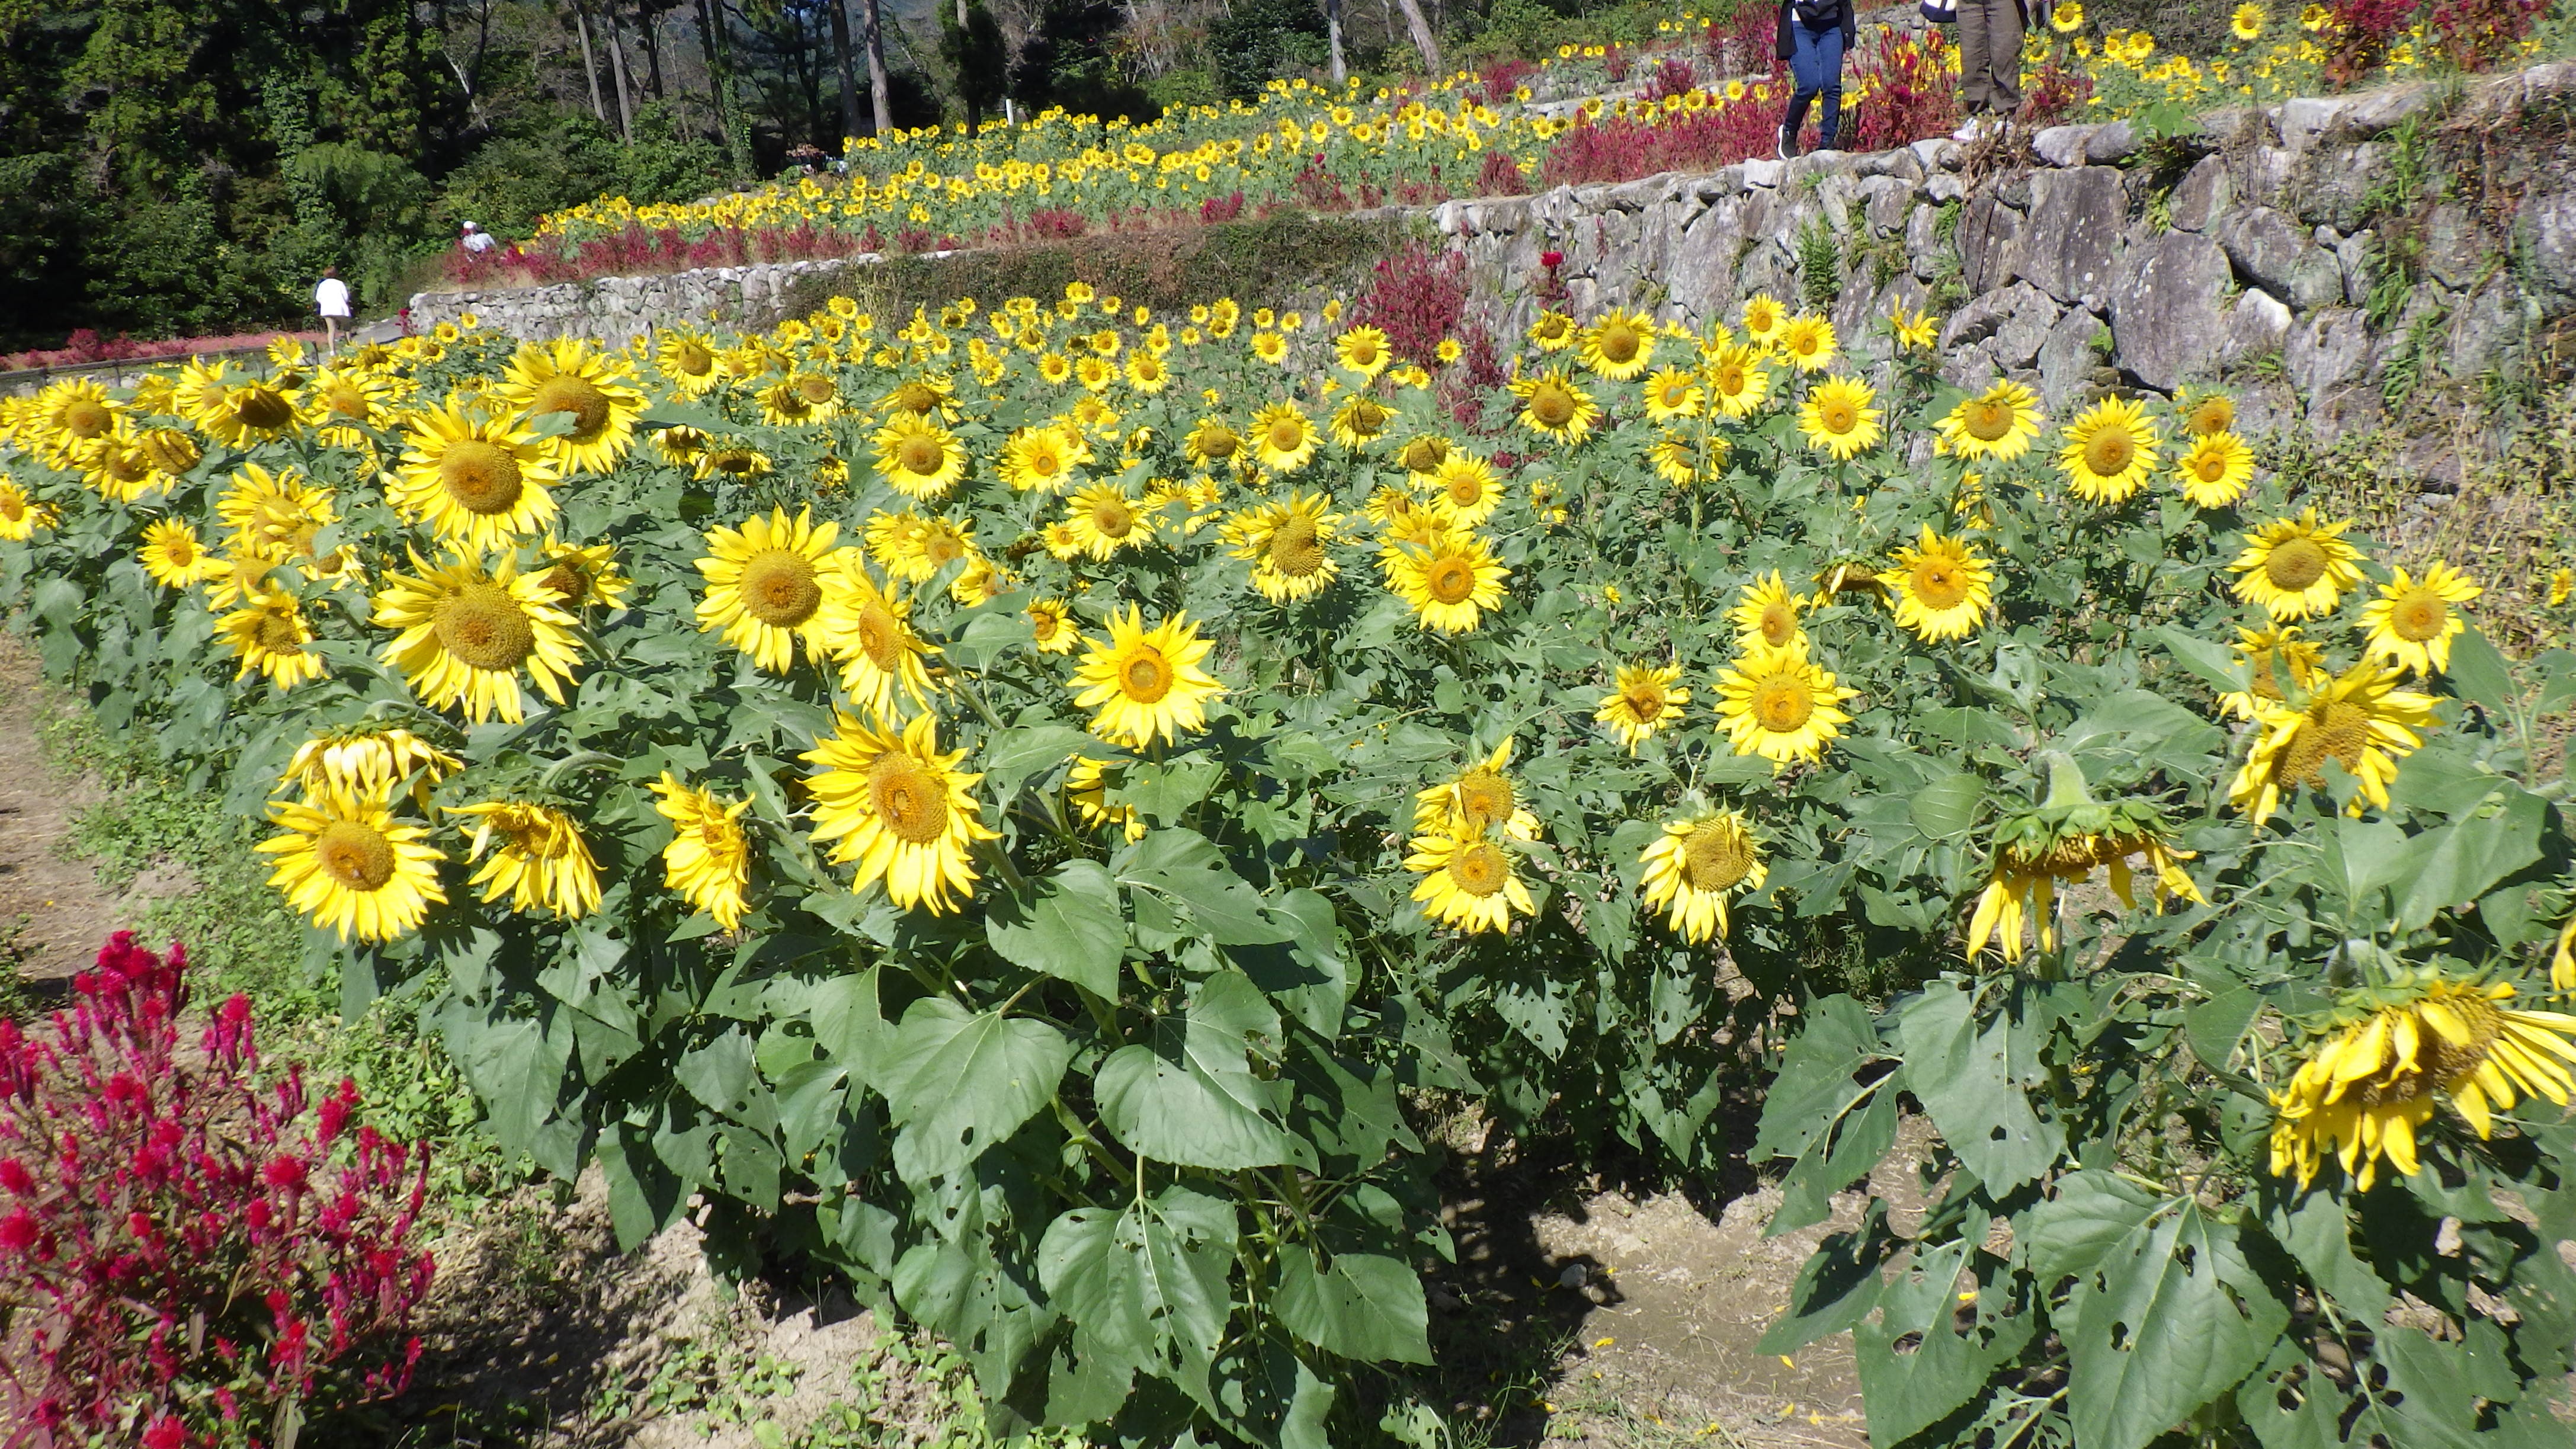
[314,265,352,352]
[461,221,496,255]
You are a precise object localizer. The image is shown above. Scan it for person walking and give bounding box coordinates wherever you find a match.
[313,266,352,354]
[460,221,496,255]
[1954,0,2027,135]
[1775,0,1857,160]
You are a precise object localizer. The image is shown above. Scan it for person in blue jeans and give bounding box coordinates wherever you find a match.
[1774,0,1857,159]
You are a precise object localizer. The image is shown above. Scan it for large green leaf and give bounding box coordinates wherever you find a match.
[988,859,1127,997]
[2395,785,2545,929]
[1274,1250,1431,1364]
[2066,1199,2288,1449]
[1037,1185,1238,1396]
[1897,983,2063,1195]
[880,998,1075,1181]
[1094,970,1306,1169]
[1116,829,1292,945]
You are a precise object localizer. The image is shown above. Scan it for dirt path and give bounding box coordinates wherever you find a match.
[0,634,129,983]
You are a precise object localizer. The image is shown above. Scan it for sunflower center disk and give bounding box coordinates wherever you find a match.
[795,376,836,405]
[1531,387,1575,427]
[856,602,902,668]
[675,344,714,376]
[868,752,951,845]
[1093,502,1134,537]
[895,383,937,413]
[315,819,398,891]
[2392,590,2447,642]
[1202,428,1240,459]
[440,440,526,515]
[541,562,588,604]
[531,376,611,439]
[2283,700,2372,784]
[434,583,539,671]
[2193,452,2229,483]
[1818,400,1858,434]
[1119,647,1174,703]
[1623,685,1665,719]
[1715,366,1747,395]
[1682,825,1752,892]
[1450,842,1509,897]
[325,383,369,419]
[1456,774,1513,831]
[1600,328,1640,363]
[1348,402,1388,434]
[1445,473,1484,508]
[1759,605,1798,647]
[1267,420,1304,451]
[1401,439,1444,473]
[1912,562,1968,610]
[63,400,111,438]
[235,387,296,431]
[898,436,944,475]
[2083,429,2135,477]
[1965,401,2014,442]
[1268,517,1324,577]
[1427,556,1478,605]
[2265,538,2329,591]
[252,607,304,653]
[1751,676,1816,733]
[738,549,824,627]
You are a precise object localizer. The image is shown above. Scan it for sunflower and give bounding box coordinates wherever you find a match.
[2359,562,2479,676]
[649,772,753,931]
[1027,598,1079,653]
[1739,293,1788,347]
[448,801,601,919]
[694,506,856,674]
[1704,344,1773,419]
[257,788,448,944]
[389,402,562,551]
[1070,605,1225,749]
[1406,828,1538,934]
[530,537,632,611]
[1222,491,1343,604]
[1037,351,1076,384]
[1389,529,1510,634]
[138,520,224,589]
[2230,2,2265,38]
[2182,391,2237,436]
[1066,756,1148,842]
[1775,315,1837,373]
[802,711,997,915]
[182,367,304,449]
[1001,423,1089,493]
[1594,663,1691,752]
[306,365,397,437]
[1249,332,1289,364]
[1649,434,1706,486]
[2216,624,2328,721]
[1075,354,1117,391]
[1799,376,1883,460]
[2057,396,2160,503]
[491,339,646,474]
[1511,368,1602,443]
[1578,309,1656,381]
[758,372,840,426]
[1062,483,1148,561]
[1641,368,1704,422]
[870,412,966,501]
[1396,434,1452,477]
[375,548,586,723]
[655,329,726,395]
[879,374,960,421]
[0,485,47,544]
[2228,509,2365,620]
[1876,525,1995,642]
[695,443,774,481]
[78,430,165,503]
[1639,812,1768,943]
[1425,454,1503,527]
[217,591,326,689]
[1715,643,1859,768]
[1966,783,2204,962]
[1527,310,1578,351]
[2168,430,2255,508]
[1889,302,1940,350]
[1185,416,1245,468]
[1334,326,1394,378]
[1937,380,2044,460]
[816,563,940,719]
[868,510,976,584]
[2229,661,2439,823]
[1413,740,1543,841]
[281,726,461,802]
[1251,401,1320,474]
[2269,973,2576,1192]
[31,379,120,468]
[1729,572,1808,652]
[1330,393,1394,450]
[137,427,200,479]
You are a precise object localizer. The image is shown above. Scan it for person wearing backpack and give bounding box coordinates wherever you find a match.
[1774,0,1857,159]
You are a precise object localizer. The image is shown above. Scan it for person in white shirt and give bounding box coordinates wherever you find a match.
[314,266,352,352]
[461,221,496,254]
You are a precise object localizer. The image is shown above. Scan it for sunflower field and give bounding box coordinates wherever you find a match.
[5,284,2576,1449]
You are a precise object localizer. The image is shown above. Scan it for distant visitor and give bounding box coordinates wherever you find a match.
[1775,0,1855,159]
[313,266,351,352]
[460,221,496,254]
[1952,0,2027,136]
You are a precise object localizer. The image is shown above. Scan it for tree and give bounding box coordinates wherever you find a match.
[940,0,1007,134]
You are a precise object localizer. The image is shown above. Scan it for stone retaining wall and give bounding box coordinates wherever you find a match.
[408,259,872,352]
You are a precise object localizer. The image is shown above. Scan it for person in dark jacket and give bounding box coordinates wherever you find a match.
[1774,0,1857,159]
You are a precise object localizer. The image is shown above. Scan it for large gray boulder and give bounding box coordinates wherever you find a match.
[2020,167,2127,304]
[2110,232,2232,392]
[2217,206,2344,310]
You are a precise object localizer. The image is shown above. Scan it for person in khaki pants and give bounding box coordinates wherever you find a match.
[1955,0,2026,132]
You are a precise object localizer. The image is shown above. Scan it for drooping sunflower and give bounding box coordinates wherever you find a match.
[758,372,840,427]
[138,520,225,589]
[1069,605,1225,749]
[448,801,601,919]
[530,537,632,612]
[1334,326,1395,378]
[693,442,773,482]
[1639,812,1768,944]
[1407,827,1538,934]
[492,338,647,474]
[870,412,966,500]
[1799,376,1883,461]
[2359,562,2480,676]
[2269,973,2576,1192]
[2228,508,2365,621]
[1715,643,1859,768]
[1965,774,2204,962]
[2229,660,2439,824]
[802,711,997,915]
[1876,525,1995,643]
[1425,454,1504,527]
[1775,315,1837,373]
[1704,344,1773,419]
[649,772,752,931]
[2057,396,2161,503]
[1250,401,1320,475]
[216,591,326,690]
[879,374,959,421]
[1937,380,2044,460]
[1222,491,1343,604]
[1390,434,1448,479]
[1001,422,1090,493]
[1729,572,1808,652]
[78,429,165,503]
[1739,293,1788,347]
[1649,432,1712,487]
[655,329,726,396]
[1641,368,1704,422]
[1185,416,1245,469]
[375,548,586,723]
[1027,599,1080,655]
[1511,368,1602,444]
[1594,663,1691,753]
[1061,483,1148,561]
[2172,430,2255,507]
[281,726,460,802]
[1527,310,1578,352]
[1066,756,1148,842]
[258,787,448,944]
[1389,529,1510,634]
[1413,739,1543,841]
[389,402,562,550]
[818,564,941,719]
[2181,391,2237,437]
[694,506,855,674]
[1330,393,1394,450]
[181,366,304,449]
[2216,624,2328,721]
[1578,309,1657,381]
[137,427,200,479]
